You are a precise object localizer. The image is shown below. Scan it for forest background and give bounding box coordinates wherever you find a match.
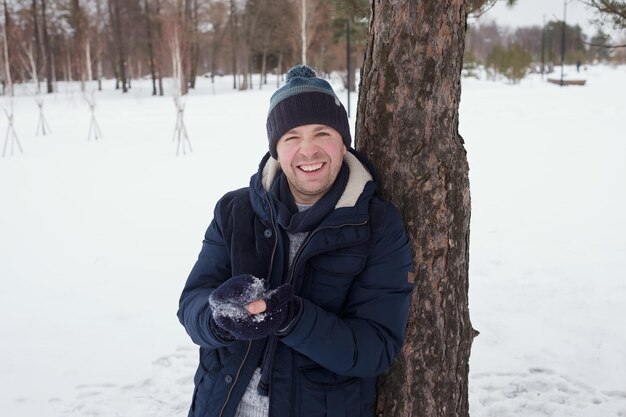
[1,0,625,99]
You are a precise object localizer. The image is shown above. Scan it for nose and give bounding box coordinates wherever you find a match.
[297,137,320,158]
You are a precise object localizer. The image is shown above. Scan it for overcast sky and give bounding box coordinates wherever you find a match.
[477,0,600,36]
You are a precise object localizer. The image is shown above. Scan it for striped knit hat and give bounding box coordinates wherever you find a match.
[266,65,351,159]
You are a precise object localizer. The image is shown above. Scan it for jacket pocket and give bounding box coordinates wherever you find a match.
[307,253,366,312]
[191,348,222,417]
[297,364,361,417]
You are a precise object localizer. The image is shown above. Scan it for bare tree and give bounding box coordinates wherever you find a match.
[69,0,88,91]
[2,0,18,90]
[21,42,51,135]
[207,0,228,92]
[238,0,261,90]
[30,0,43,89]
[93,0,105,90]
[39,0,53,92]
[108,0,128,92]
[2,3,22,157]
[356,1,476,416]
[154,0,164,95]
[186,0,200,89]
[167,21,191,155]
[229,0,238,89]
[143,0,158,95]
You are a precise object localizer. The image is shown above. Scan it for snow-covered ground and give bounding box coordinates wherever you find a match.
[1,66,624,417]
[463,66,626,416]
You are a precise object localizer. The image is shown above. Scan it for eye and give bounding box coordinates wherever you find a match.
[315,131,330,137]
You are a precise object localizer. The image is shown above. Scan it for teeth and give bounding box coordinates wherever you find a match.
[300,163,323,172]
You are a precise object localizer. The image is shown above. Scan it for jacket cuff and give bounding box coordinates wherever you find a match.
[277,298,317,344]
[209,316,237,344]
[276,297,304,337]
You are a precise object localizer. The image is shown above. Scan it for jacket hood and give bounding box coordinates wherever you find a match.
[249,148,377,222]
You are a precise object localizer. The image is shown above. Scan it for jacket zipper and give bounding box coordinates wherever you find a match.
[286,219,367,416]
[217,193,279,417]
[217,341,252,417]
[287,220,368,285]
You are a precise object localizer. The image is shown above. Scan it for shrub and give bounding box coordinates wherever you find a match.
[486,43,532,83]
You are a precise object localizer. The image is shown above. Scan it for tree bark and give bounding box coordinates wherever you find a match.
[356,1,475,417]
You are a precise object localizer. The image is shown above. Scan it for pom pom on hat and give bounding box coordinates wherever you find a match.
[286,65,317,81]
[266,64,351,159]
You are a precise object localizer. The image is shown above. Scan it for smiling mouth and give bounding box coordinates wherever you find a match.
[298,162,325,173]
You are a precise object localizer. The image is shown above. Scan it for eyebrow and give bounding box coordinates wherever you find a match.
[285,126,329,135]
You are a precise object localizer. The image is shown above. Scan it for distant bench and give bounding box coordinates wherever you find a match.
[547,78,587,86]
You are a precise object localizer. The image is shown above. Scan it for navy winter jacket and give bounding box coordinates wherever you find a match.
[178,149,414,417]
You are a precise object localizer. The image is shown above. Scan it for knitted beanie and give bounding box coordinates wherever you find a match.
[266,65,351,159]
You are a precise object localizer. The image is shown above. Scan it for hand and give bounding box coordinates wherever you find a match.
[209,275,300,340]
[246,299,267,315]
[209,274,267,312]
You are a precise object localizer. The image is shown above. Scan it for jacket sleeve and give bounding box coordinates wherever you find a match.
[279,202,415,377]
[177,200,233,348]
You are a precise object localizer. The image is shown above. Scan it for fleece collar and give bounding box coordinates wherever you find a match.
[260,151,373,209]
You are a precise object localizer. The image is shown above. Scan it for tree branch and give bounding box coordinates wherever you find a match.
[583,39,626,48]
[583,0,626,25]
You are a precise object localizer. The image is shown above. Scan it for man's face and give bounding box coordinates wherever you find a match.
[276,124,347,205]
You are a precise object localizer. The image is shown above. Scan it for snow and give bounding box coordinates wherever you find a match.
[210,276,268,322]
[1,66,625,417]
[463,65,626,416]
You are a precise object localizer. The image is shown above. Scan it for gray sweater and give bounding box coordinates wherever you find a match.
[234,205,310,417]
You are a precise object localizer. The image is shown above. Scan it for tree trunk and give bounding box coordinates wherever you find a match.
[109,0,128,93]
[210,24,224,90]
[3,0,18,90]
[260,41,268,89]
[31,0,43,90]
[143,0,158,95]
[2,0,12,95]
[70,0,86,91]
[230,0,237,89]
[94,0,103,90]
[154,0,164,96]
[239,47,249,90]
[356,1,475,417]
[180,0,191,94]
[188,0,199,89]
[276,50,282,88]
[40,0,53,93]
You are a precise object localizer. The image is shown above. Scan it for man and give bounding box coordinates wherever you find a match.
[178,65,414,417]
